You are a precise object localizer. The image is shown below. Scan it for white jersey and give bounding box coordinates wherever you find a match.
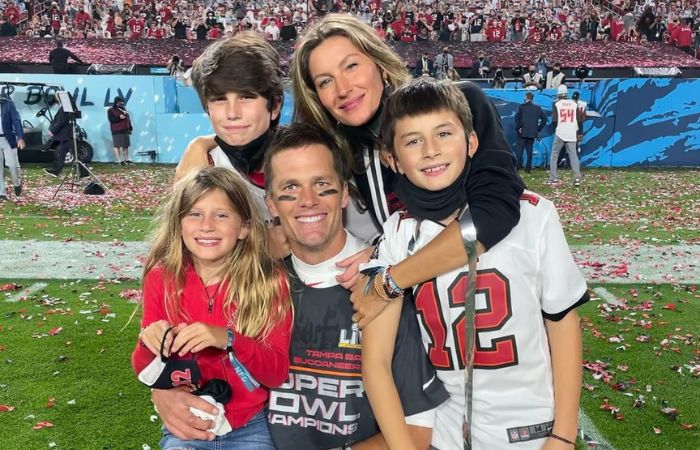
[209,146,380,242]
[554,99,580,142]
[545,71,564,89]
[372,191,588,449]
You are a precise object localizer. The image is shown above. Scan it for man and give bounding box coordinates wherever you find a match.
[470,50,491,78]
[150,124,447,448]
[545,62,565,89]
[414,51,434,77]
[0,92,26,201]
[264,124,446,449]
[571,91,587,153]
[434,46,453,80]
[548,85,584,186]
[107,96,133,165]
[48,40,84,74]
[44,93,74,177]
[514,92,547,172]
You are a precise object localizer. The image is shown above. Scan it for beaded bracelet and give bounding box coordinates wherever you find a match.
[383,266,403,298]
[549,433,575,446]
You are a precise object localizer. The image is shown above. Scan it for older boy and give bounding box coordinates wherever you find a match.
[361,79,588,449]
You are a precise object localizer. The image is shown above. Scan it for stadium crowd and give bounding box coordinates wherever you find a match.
[0,0,698,66]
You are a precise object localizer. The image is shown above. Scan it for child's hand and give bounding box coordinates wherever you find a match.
[349,275,392,329]
[140,320,174,357]
[335,246,375,291]
[267,221,291,260]
[171,322,228,356]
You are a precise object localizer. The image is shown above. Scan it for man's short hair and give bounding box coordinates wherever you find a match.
[525,92,534,100]
[190,32,283,126]
[381,79,474,155]
[263,123,350,192]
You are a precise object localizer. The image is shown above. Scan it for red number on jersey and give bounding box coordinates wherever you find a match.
[558,107,574,123]
[415,269,518,370]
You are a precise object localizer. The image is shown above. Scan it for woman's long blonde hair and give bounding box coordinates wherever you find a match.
[290,14,411,168]
[144,167,290,339]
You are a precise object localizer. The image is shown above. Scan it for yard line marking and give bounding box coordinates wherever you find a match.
[579,409,616,450]
[4,282,47,302]
[593,286,626,308]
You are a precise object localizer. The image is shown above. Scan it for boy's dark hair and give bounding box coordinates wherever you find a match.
[382,78,474,155]
[264,123,350,191]
[190,32,283,127]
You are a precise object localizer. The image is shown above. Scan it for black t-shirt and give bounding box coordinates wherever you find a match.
[268,263,448,450]
[173,20,187,39]
[280,24,297,41]
[195,24,208,40]
[470,14,484,33]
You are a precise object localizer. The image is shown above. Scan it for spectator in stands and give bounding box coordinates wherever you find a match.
[279,15,296,41]
[172,12,187,39]
[192,16,208,40]
[545,62,565,89]
[672,18,694,55]
[469,9,485,42]
[48,40,84,74]
[471,50,491,78]
[511,13,526,41]
[167,55,185,77]
[434,46,454,80]
[637,5,655,40]
[580,13,597,40]
[522,63,542,90]
[0,15,17,36]
[648,15,667,42]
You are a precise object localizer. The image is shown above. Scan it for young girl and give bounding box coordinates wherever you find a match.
[131,166,292,450]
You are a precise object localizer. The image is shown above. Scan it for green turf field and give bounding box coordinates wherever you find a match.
[0,165,697,449]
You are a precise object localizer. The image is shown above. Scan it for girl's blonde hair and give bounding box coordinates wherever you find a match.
[290,14,411,169]
[144,167,290,339]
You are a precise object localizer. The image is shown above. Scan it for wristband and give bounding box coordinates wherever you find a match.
[383,266,403,298]
[225,328,234,353]
[549,433,575,446]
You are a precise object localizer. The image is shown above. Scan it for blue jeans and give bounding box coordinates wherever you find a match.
[160,410,275,450]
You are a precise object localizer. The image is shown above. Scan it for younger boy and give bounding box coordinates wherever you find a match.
[361,79,589,449]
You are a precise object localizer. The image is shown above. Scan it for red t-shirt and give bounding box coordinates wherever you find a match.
[132,265,292,429]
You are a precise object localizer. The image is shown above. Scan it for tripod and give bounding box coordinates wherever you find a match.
[52,115,109,199]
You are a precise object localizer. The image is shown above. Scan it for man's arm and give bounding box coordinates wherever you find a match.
[538,106,547,131]
[68,50,84,64]
[9,101,25,141]
[151,388,217,441]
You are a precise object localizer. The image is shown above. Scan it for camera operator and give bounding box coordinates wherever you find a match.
[44,93,74,178]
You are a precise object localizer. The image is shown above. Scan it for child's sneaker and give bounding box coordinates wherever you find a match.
[545,179,559,186]
[574,179,581,187]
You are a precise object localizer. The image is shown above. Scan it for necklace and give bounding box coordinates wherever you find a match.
[199,275,218,314]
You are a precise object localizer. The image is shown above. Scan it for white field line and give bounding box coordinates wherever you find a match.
[579,408,616,450]
[4,282,47,302]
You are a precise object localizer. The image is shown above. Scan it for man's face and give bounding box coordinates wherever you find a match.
[266,144,349,265]
[206,91,281,146]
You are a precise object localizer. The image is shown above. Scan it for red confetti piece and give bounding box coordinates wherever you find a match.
[33,421,54,430]
[0,283,22,291]
[0,404,15,412]
[680,423,695,430]
[48,327,63,336]
[662,303,677,311]
[45,397,56,409]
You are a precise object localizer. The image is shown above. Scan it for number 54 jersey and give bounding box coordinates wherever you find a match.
[373,191,589,449]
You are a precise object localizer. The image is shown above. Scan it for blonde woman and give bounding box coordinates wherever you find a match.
[132,167,291,449]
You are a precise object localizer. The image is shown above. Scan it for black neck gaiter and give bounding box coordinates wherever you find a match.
[214,128,271,175]
[392,160,471,222]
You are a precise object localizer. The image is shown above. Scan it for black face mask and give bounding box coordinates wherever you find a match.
[137,327,202,389]
[215,127,272,175]
[443,50,448,54]
[393,158,471,222]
